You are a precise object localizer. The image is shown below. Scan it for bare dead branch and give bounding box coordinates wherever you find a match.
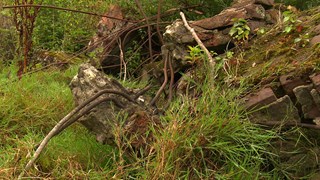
[156,0,164,45]
[150,52,169,106]
[164,54,175,109]
[19,85,139,178]
[134,85,153,99]
[118,38,127,81]
[55,97,125,137]
[179,12,215,69]
[3,4,135,22]
[135,0,154,62]
[18,96,124,179]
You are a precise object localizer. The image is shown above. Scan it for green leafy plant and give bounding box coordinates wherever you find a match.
[257,28,266,36]
[282,10,301,34]
[229,18,250,41]
[185,45,204,63]
[294,33,310,47]
[214,50,234,76]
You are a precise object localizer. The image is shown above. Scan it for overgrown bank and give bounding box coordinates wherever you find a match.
[1,0,320,179]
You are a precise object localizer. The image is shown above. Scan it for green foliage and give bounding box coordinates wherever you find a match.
[229,18,250,41]
[185,45,218,65]
[185,45,204,63]
[275,0,320,10]
[0,65,115,178]
[0,10,17,65]
[109,69,279,179]
[33,0,105,52]
[257,28,266,36]
[282,10,300,34]
[294,33,310,47]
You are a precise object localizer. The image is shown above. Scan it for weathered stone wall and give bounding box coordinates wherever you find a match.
[243,73,320,124]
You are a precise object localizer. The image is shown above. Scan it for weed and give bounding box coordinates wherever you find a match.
[185,45,204,64]
[282,10,301,34]
[294,33,310,47]
[229,18,250,41]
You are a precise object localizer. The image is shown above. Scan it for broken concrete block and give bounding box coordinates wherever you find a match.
[248,95,300,123]
[294,85,320,119]
[243,87,277,110]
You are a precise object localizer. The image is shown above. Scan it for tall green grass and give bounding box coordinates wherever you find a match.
[114,81,277,179]
[0,65,115,178]
[0,62,318,179]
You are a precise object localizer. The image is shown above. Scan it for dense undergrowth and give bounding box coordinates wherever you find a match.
[0,62,317,179]
[0,64,277,179]
[2,0,320,179]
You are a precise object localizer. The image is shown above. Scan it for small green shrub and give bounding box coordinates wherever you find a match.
[282,10,300,34]
[294,33,310,47]
[229,18,251,41]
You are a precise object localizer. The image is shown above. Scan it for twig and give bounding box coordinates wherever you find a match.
[118,38,126,81]
[111,79,131,95]
[3,4,135,22]
[164,54,174,109]
[156,0,164,45]
[135,0,154,62]
[54,97,125,137]
[179,12,215,69]
[18,96,124,179]
[150,52,169,106]
[18,87,137,178]
[134,85,153,99]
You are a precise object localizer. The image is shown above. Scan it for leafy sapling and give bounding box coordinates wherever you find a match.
[282,10,301,34]
[294,33,310,47]
[229,18,251,41]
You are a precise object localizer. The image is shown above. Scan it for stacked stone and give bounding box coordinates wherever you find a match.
[244,73,320,124]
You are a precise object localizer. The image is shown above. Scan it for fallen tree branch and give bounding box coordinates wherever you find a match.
[164,54,174,109]
[134,84,153,100]
[18,96,125,179]
[179,12,215,70]
[18,88,138,179]
[135,0,154,62]
[3,4,135,22]
[150,52,169,106]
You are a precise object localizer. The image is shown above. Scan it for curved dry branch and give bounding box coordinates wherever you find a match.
[3,4,135,22]
[134,84,153,100]
[150,52,169,106]
[164,54,175,109]
[18,87,138,179]
[18,96,124,179]
[135,0,154,62]
[179,12,215,70]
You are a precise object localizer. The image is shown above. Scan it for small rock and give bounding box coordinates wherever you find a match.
[248,21,267,33]
[248,95,300,123]
[310,74,320,92]
[280,73,307,97]
[243,87,277,110]
[232,0,274,8]
[310,89,320,110]
[265,9,279,24]
[312,24,320,36]
[310,35,320,46]
[255,0,274,7]
[293,85,320,119]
